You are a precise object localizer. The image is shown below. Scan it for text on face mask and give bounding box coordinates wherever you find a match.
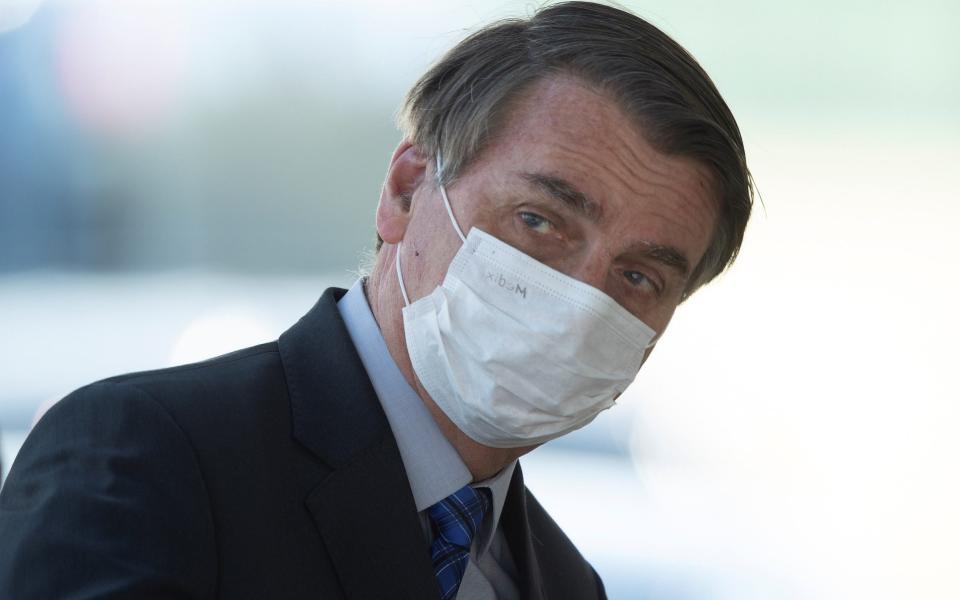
[485,271,527,299]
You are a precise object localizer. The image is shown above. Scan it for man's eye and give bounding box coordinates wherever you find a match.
[624,270,656,291]
[519,211,552,234]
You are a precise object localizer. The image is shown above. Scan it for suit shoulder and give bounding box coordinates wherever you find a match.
[39,341,291,461]
[102,341,281,388]
[95,341,284,409]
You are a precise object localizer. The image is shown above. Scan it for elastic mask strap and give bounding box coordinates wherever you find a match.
[394,153,464,309]
[437,153,466,243]
[395,244,411,307]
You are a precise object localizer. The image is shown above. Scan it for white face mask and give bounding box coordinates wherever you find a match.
[395,156,657,448]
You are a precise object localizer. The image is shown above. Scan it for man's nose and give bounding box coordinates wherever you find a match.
[559,246,610,292]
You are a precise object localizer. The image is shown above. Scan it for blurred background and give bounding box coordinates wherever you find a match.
[1,1,958,598]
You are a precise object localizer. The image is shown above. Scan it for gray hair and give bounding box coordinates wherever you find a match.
[394,1,753,297]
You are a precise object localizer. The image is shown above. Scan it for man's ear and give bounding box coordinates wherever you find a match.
[376,140,428,245]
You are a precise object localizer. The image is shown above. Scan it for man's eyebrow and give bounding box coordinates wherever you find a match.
[520,172,602,221]
[640,243,690,278]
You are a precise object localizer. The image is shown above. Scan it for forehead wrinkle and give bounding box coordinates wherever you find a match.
[540,138,713,254]
[567,148,705,234]
[612,136,718,251]
[547,122,676,201]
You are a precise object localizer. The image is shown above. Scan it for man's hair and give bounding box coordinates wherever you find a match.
[394,1,753,297]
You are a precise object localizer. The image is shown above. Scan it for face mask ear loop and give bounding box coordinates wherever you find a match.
[395,245,411,307]
[436,153,467,243]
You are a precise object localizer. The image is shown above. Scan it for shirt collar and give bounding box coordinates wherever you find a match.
[337,278,516,528]
[470,457,516,556]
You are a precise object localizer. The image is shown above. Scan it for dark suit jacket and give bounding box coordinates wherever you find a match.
[0,288,605,599]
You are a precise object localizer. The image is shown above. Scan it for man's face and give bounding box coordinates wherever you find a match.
[398,75,718,346]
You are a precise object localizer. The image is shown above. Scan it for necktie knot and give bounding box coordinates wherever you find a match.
[427,485,491,600]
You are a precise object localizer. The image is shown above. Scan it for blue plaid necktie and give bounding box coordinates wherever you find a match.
[427,485,491,600]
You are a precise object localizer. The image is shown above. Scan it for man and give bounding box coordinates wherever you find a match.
[0,2,752,598]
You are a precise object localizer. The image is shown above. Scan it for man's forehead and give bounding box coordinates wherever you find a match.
[455,75,719,275]
[486,76,703,189]
[483,77,715,203]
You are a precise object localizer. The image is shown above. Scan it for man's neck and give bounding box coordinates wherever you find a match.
[365,253,537,482]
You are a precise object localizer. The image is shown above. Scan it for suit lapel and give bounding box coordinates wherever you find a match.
[501,464,546,600]
[304,434,439,599]
[278,288,440,599]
